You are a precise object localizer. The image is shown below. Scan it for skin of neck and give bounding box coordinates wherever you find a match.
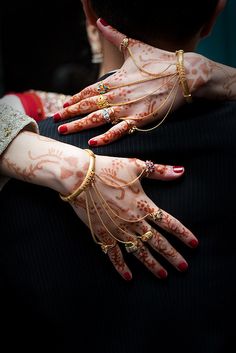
[99,36,124,76]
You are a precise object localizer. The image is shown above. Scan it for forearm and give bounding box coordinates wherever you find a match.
[0,130,89,195]
[206,60,236,100]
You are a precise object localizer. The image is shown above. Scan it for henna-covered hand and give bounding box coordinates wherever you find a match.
[52,20,212,146]
[0,130,198,281]
[69,155,198,281]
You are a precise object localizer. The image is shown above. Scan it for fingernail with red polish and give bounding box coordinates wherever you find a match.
[189,239,199,248]
[89,139,97,146]
[158,269,168,279]
[53,113,61,122]
[124,272,132,281]
[100,18,109,26]
[178,262,188,271]
[58,125,68,134]
[173,166,184,173]
[63,102,70,108]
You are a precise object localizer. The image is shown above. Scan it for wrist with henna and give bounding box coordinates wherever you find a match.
[0,131,91,195]
[185,53,236,101]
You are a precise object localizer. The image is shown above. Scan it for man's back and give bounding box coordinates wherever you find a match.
[1,99,236,353]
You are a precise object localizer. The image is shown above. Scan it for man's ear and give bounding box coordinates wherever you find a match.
[200,0,227,38]
[81,0,98,25]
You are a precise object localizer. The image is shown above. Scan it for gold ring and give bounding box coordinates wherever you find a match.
[97,95,110,109]
[144,160,155,177]
[123,120,137,134]
[120,37,129,52]
[101,242,116,254]
[139,230,153,242]
[149,209,163,222]
[125,241,139,253]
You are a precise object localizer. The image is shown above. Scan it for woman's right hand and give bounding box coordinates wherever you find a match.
[53,20,212,146]
[67,153,198,281]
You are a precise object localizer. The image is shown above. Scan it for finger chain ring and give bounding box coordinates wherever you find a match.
[149,208,163,222]
[144,160,156,177]
[101,242,116,254]
[138,230,153,242]
[102,230,154,255]
[125,230,153,254]
[120,37,129,52]
[97,95,110,109]
[97,82,109,95]
[125,241,139,253]
[101,108,112,123]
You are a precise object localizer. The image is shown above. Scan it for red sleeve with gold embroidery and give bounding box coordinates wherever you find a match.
[5,90,72,122]
[11,91,45,122]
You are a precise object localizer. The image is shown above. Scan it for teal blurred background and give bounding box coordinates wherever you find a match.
[197,0,236,66]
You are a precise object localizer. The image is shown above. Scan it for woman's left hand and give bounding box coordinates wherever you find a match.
[68,154,198,281]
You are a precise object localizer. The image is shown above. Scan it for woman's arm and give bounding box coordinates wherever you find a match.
[0,127,198,281]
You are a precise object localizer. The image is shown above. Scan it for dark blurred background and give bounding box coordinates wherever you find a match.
[0,2,98,96]
[0,1,235,98]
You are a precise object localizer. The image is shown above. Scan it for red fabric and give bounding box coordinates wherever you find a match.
[7,92,45,122]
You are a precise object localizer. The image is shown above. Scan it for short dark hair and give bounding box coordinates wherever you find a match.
[91,0,219,45]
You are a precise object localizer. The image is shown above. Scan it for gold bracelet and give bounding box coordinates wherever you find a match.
[176,50,192,103]
[59,149,96,202]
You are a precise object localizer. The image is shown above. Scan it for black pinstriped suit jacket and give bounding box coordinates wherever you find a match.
[1,98,236,353]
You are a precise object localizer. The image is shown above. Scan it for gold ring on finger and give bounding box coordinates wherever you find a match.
[97,95,110,109]
[144,160,156,177]
[122,119,137,134]
[101,242,116,254]
[119,37,129,52]
[125,241,139,253]
[139,230,153,242]
[149,208,163,222]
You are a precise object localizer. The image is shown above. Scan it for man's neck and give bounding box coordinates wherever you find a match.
[99,37,125,77]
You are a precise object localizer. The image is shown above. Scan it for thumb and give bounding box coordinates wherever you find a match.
[96,18,127,51]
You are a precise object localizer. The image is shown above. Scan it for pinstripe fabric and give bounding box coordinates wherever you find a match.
[1,99,236,353]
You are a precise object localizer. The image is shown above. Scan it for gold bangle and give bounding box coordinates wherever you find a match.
[59,149,96,202]
[176,50,192,103]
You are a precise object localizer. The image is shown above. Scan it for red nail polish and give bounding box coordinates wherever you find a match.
[58,125,68,134]
[158,269,168,279]
[89,139,97,146]
[63,102,70,108]
[53,113,61,122]
[124,272,132,281]
[178,262,188,271]
[100,18,109,26]
[173,166,184,173]
[189,239,199,248]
